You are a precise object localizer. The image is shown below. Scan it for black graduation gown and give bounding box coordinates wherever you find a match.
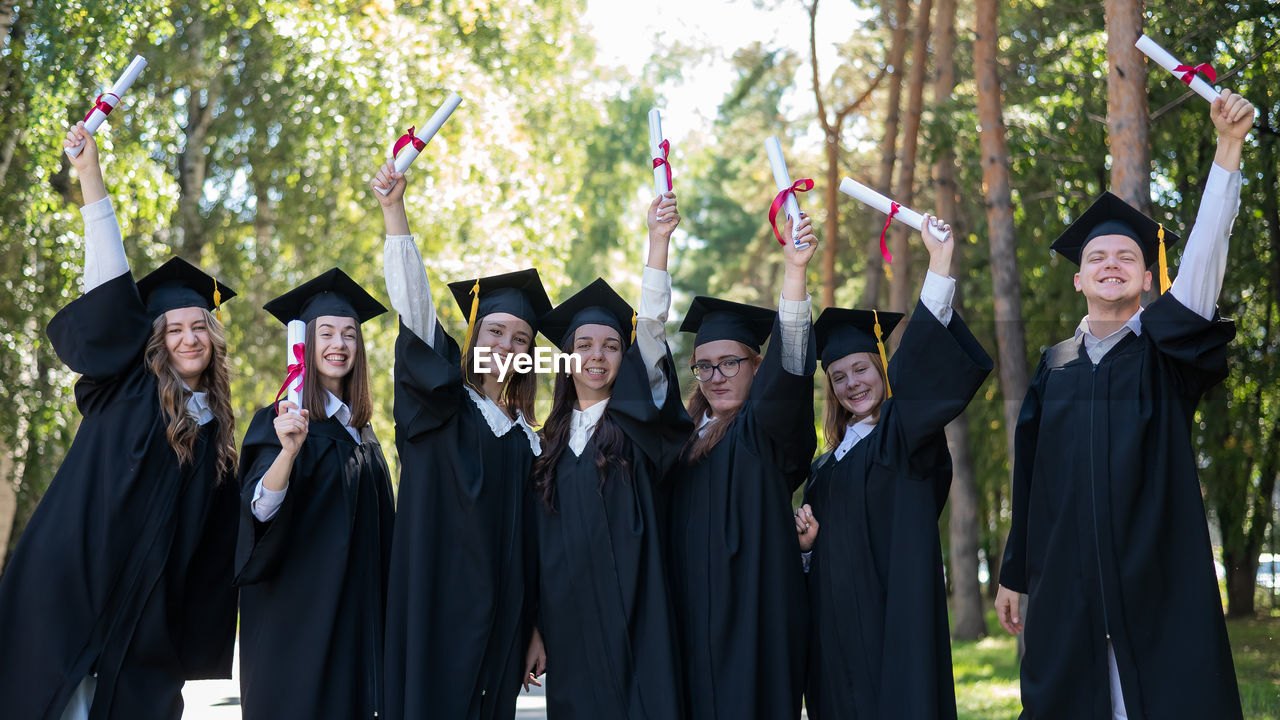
[383,321,537,720]
[802,301,992,720]
[530,342,691,720]
[999,294,1243,719]
[0,273,237,720]
[234,403,395,720]
[665,316,816,720]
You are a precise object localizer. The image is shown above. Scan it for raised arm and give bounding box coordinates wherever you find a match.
[65,122,128,292]
[917,214,957,326]
[638,191,680,407]
[778,214,818,376]
[374,160,440,347]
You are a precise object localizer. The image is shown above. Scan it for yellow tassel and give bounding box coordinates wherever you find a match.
[461,279,481,374]
[1157,223,1170,294]
[874,309,892,398]
[630,310,637,345]
[212,278,222,323]
[883,263,894,283]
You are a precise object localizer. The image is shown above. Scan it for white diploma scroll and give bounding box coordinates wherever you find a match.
[66,55,148,158]
[648,108,671,197]
[376,91,464,195]
[286,320,306,414]
[764,136,809,249]
[1135,34,1220,104]
[838,177,951,242]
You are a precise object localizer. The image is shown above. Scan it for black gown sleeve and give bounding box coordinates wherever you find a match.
[393,319,464,441]
[745,314,818,490]
[605,342,693,473]
[998,353,1049,594]
[177,466,239,679]
[233,405,299,585]
[1139,292,1236,399]
[46,272,153,410]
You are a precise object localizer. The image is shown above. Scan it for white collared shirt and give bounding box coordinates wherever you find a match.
[569,398,610,457]
[251,390,363,522]
[1075,309,1145,365]
[184,383,214,426]
[833,417,878,462]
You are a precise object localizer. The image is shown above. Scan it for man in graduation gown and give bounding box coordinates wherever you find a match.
[995,91,1254,720]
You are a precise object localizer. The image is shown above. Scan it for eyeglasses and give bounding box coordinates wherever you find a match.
[690,356,748,382]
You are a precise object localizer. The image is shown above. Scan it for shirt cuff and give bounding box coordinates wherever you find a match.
[918,270,956,326]
[778,293,812,376]
[639,266,671,322]
[251,480,288,522]
[637,267,673,408]
[383,234,439,346]
[80,196,116,222]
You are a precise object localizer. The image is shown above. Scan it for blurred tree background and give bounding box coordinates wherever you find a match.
[1,0,1277,694]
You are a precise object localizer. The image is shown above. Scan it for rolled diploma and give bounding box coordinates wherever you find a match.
[839,177,951,242]
[67,55,148,158]
[376,91,464,195]
[1135,34,1219,104]
[648,108,670,197]
[764,137,809,249]
[287,320,306,414]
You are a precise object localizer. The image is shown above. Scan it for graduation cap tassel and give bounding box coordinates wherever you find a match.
[630,309,637,345]
[212,278,223,323]
[461,279,481,374]
[1157,223,1171,295]
[873,309,892,398]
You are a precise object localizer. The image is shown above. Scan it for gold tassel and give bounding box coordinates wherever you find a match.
[630,309,637,345]
[461,279,481,374]
[212,278,222,323]
[1157,223,1170,294]
[874,309,892,398]
[883,263,894,283]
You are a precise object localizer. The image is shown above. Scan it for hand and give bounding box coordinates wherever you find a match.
[274,402,310,457]
[64,122,99,172]
[994,585,1025,635]
[647,191,680,243]
[795,504,819,552]
[919,214,954,277]
[1211,91,1254,142]
[781,213,818,269]
[523,627,546,692]
[371,158,406,206]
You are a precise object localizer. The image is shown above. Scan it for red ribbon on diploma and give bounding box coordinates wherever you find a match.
[84,93,119,122]
[768,178,814,246]
[879,202,901,266]
[653,138,673,190]
[1173,62,1216,86]
[273,342,306,411]
[392,126,427,158]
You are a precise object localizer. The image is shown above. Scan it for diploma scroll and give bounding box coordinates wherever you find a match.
[376,91,463,195]
[764,137,810,249]
[66,55,148,158]
[648,108,671,197]
[838,177,951,241]
[286,320,306,414]
[1135,34,1220,104]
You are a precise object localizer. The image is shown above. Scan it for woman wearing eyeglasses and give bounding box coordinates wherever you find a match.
[664,215,818,720]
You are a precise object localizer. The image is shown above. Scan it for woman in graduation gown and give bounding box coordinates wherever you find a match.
[0,123,239,720]
[526,192,692,719]
[373,162,551,720]
[799,216,992,720]
[665,215,819,720]
[234,269,396,720]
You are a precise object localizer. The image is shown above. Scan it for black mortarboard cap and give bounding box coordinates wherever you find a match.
[814,307,904,368]
[539,278,636,348]
[1050,191,1181,268]
[678,296,775,352]
[447,268,552,332]
[135,257,237,318]
[262,267,387,325]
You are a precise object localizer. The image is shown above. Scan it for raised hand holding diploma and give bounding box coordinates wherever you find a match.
[765,136,812,250]
[838,176,950,274]
[1135,34,1221,104]
[919,214,955,277]
[649,108,672,197]
[376,91,463,196]
[66,55,147,158]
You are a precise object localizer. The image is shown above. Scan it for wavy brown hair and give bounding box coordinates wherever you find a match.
[823,352,887,452]
[532,337,630,510]
[300,317,374,429]
[681,344,762,464]
[144,308,237,478]
[461,317,539,426]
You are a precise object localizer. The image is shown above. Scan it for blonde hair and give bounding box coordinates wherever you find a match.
[822,352,887,451]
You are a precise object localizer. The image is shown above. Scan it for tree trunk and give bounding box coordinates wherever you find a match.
[176,13,215,258]
[1103,0,1150,213]
[860,0,911,307]
[886,0,932,321]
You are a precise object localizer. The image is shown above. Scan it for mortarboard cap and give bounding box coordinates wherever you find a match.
[262,267,387,325]
[814,306,901,397]
[679,296,775,352]
[447,268,552,333]
[135,257,236,319]
[539,278,636,348]
[1050,191,1181,292]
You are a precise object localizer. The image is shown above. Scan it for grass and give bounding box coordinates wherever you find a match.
[950,611,1280,720]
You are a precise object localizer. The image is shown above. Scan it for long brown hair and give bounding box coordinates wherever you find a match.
[300,317,374,429]
[143,308,237,478]
[461,318,539,426]
[682,344,762,464]
[823,352,887,451]
[532,337,629,510]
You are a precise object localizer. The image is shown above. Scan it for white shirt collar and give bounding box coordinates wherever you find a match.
[833,416,878,462]
[181,381,214,426]
[466,386,542,456]
[324,390,362,443]
[696,411,717,436]
[569,398,610,457]
[1074,306,1144,363]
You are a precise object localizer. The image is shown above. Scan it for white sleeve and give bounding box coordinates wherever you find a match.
[383,234,440,347]
[918,270,956,326]
[1169,164,1241,320]
[778,293,813,376]
[81,197,129,292]
[637,266,672,408]
[250,479,288,522]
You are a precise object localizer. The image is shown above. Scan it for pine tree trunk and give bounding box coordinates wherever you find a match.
[887,0,932,321]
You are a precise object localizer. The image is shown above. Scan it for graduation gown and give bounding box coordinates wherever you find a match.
[530,342,691,720]
[665,316,816,720]
[803,302,991,720]
[383,322,536,720]
[234,404,395,720]
[999,294,1243,719]
[0,273,237,720]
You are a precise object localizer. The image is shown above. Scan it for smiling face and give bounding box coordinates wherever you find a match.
[474,312,534,378]
[569,323,623,407]
[312,315,358,393]
[826,351,886,422]
[163,306,213,389]
[692,339,760,417]
[1074,234,1152,308]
